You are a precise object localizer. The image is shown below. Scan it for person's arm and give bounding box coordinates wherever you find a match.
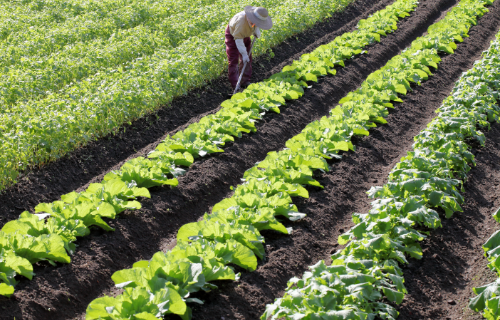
[235,39,250,63]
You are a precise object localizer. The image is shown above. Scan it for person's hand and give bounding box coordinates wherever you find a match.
[242,54,250,63]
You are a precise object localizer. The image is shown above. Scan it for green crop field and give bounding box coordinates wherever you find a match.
[0,0,354,193]
[1,0,500,319]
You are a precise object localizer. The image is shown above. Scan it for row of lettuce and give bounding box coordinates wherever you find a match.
[468,35,500,314]
[264,8,500,320]
[0,0,280,106]
[0,0,217,47]
[470,206,500,319]
[469,73,500,320]
[0,0,420,298]
[82,0,495,319]
[0,0,357,192]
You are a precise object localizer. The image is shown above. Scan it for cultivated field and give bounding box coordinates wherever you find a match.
[1,0,500,319]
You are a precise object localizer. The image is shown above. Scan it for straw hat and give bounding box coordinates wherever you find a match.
[244,6,273,30]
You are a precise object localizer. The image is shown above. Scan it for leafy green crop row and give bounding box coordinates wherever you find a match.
[469,35,500,316]
[78,0,499,318]
[0,0,208,45]
[0,0,357,192]
[0,0,298,106]
[0,0,129,41]
[0,0,418,303]
[264,4,500,320]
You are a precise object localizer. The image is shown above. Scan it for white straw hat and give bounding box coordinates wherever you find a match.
[244,6,273,30]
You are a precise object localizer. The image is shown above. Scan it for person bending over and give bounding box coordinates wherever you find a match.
[225,6,273,91]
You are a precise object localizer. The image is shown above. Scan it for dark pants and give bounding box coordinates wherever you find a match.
[225,25,252,89]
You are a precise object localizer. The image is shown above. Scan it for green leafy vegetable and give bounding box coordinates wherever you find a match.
[265,2,499,318]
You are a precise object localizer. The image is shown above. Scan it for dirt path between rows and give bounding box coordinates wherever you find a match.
[396,123,500,320]
[0,0,390,224]
[3,0,500,319]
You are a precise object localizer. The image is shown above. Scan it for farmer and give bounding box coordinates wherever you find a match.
[225,6,273,91]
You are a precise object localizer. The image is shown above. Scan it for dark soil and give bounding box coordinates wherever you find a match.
[0,0,391,224]
[1,0,500,319]
[396,124,500,320]
[183,2,500,320]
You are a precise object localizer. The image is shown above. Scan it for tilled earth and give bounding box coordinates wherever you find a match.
[1,0,500,319]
